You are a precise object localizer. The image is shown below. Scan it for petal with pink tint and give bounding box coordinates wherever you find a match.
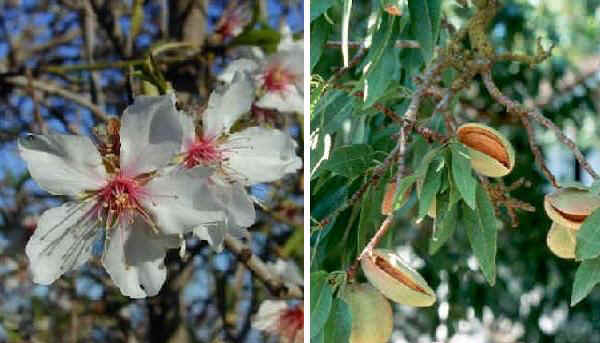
[256,86,303,114]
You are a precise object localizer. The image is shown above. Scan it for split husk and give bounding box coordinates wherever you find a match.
[457,123,515,178]
[361,249,436,307]
[544,187,600,230]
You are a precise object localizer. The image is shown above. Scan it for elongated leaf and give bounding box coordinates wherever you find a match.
[571,257,600,306]
[430,196,458,255]
[321,145,376,178]
[360,14,398,108]
[407,0,435,63]
[393,174,417,210]
[310,271,333,338]
[415,146,443,177]
[358,182,385,252]
[451,143,477,209]
[418,159,443,220]
[311,16,332,71]
[463,184,497,285]
[341,0,353,66]
[311,176,349,221]
[323,298,352,343]
[591,180,600,195]
[130,0,144,40]
[576,209,600,260]
[311,0,337,21]
[363,43,399,108]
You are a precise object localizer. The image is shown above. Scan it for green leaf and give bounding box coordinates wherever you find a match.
[463,184,498,285]
[415,146,443,178]
[408,0,439,63]
[311,16,332,71]
[591,180,600,195]
[323,298,353,343]
[362,43,399,108]
[358,182,385,252]
[321,145,376,178]
[311,176,349,221]
[341,0,353,66]
[571,257,600,306]
[418,159,443,220]
[311,0,337,21]
[393,174,418,210]
[130,0,145,40]
[359,14,398,108]
[310,271,334,338]
[313,331,325,343]
[576,209,600,260]
[451,143,477,209]
[430,196,458,255]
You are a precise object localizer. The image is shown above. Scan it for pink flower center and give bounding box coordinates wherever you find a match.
[183,137,223,169]
[262,65,296,92]
[93,175,152,229]
[278,305,303,341]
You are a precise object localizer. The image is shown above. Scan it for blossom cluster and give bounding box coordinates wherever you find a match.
[19,74,301,301]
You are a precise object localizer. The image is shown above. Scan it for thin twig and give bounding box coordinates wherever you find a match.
[481,70,600,180]
[519,115,559,187]
[223,234,303,299]
[5,76,110,122]
[337,87,447,142]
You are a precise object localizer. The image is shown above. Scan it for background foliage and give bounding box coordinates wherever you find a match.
[310,0,600,342]
[0,0,303,342]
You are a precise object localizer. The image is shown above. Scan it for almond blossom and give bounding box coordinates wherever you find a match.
[253,300,304,343]
[176,73,302,248]
[218,33,303,114]
[212,1,252,42]
[19,95,225,298]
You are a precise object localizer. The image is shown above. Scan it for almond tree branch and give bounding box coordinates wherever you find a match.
[481,70,600,181]
[4,76,110,122]
[223,234,303,299]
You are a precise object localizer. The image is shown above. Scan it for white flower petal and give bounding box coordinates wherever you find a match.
[218,58,260,83]
[120,94,183,175]
[102,221,178,298]
[253,300,288,332]
[179,112,197,151]
[193,225,225,252]
[225,127,302,185]
[277,51,303,87]
[214,181,255,228]
[267,259,304,286]
[256,86,303,114]
[141,169,226,235]
[25,201,97,285]
[203,72,255,138]
[18,134,106,196]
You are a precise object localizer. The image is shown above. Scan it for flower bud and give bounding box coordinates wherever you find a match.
[361,249,436,307]
[457,123,515,178]
[341,283,393,343]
